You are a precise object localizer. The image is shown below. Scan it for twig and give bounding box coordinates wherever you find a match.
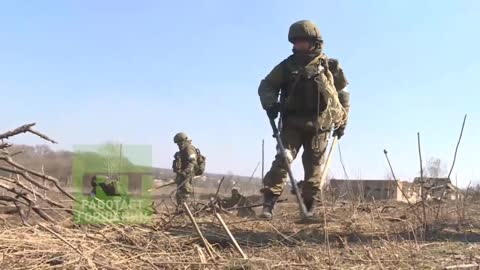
[0,123,57,143]
[194,244,208,264]
[0,196,28,225]
[224,199,287,211]
[262,139,265,180]
[214,177,225,198]
[27,128,58,144]
[448,114,467,179]
[214,212,248,259]
[0,176,69,212]
[371,198,390,242]
[245,161,260,186]
[148,181,175,191]
[0,143,12,149]
[338,142,350,179]
[0,165,49,191]
[0,156,75,201]
[0,123,36,140]
[383,149,422,221]
[183,202,216,261]
[0,183,55,222]
[418,132,428,237]
[37,223,83,255]
[444,264,479,270]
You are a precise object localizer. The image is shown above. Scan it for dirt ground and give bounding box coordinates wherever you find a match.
[1,195,480,270]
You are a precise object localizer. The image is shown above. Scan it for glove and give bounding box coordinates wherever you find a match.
[266,102,281,119]
[176,171,187,178]
[333,125,346,139]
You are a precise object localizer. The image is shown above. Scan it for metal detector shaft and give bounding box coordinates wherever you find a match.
[269,118,308,218]
[319,136,338,192]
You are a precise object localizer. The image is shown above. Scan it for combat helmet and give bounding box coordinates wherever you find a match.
[288,20,322,43]
[173,132,189,143]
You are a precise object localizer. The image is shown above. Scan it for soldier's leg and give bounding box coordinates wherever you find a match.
[261,125,302,218]
[263,127,302,195]
[175,175,192,206]
[301,131,329,214]
[183,176,193,198]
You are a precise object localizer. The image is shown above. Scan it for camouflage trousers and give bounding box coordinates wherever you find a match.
[175,174,193,205]
[237,200,256,218]
[263,122,328,200]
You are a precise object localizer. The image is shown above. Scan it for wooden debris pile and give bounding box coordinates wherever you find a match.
[0,123,74,225]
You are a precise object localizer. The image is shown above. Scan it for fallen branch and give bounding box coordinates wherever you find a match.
[444,264,479,270]
[0,143,12,149]
[0,182,55,222]
[38,223,83,255]
[0,176,72,214]
[0,156,75,201]
[0,123,57,143]
[183,202,216,261]
[214,212,248,259]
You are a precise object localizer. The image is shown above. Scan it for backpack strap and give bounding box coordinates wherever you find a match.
[282,54,326,110]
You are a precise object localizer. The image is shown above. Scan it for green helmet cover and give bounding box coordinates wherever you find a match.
[288,20,322,43]
[173,132,188,143]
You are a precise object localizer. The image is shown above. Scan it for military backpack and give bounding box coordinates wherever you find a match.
[282,54,347,130]
[194,147,206,176]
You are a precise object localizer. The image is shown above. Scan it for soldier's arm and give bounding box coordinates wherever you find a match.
[328,58,350,114]
[258,60,286,110]
[172,152,181,172]
[181,148,197,176]
[221,198,236,208]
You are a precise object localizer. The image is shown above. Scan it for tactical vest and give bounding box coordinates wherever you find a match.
[281,54,347,131]
[173,145,205,176]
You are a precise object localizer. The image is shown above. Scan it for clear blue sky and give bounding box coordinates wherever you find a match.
[2,1,479,187]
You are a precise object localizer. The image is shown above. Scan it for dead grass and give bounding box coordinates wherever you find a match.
[1,198,480,270]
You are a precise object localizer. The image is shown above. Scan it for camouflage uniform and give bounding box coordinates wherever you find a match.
[172,133,198,205]
[258,20,350,218]
[90,175,120,197]
[220,188,256,218]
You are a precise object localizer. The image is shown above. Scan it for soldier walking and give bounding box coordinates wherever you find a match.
[172,132,206,206]
[258,20,351,219]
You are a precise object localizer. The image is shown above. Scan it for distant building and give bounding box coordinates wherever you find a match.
[412,177,463,201]
[329,179,419,203]
[329,177,463,203]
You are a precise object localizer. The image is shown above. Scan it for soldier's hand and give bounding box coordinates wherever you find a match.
[333,125,346,139]
[266,102,281,119]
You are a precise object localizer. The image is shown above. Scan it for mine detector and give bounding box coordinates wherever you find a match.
[84,172,156,197]
[270,118,338,221]
[84,172,158,216]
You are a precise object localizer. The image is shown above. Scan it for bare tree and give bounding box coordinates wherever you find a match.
[422,157,447,178]
[98,142,123,178]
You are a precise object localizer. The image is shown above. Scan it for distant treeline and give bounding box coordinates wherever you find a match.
[0,144,262,194]
[0,144,73,184]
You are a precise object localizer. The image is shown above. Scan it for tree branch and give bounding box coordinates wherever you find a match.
[0,156,75,201]
[0,123,57,143]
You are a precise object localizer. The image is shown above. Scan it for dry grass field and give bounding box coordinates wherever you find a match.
[1,193,480,270]
[2,124,479,269]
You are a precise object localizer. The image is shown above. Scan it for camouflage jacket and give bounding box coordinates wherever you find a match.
[172,143,198,177]
[221,194,250,208]
[258,52,350,128]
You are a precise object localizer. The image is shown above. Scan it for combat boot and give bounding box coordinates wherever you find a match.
[259,190,279,220]
[175,193,192,213]
[303,198,317,218]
